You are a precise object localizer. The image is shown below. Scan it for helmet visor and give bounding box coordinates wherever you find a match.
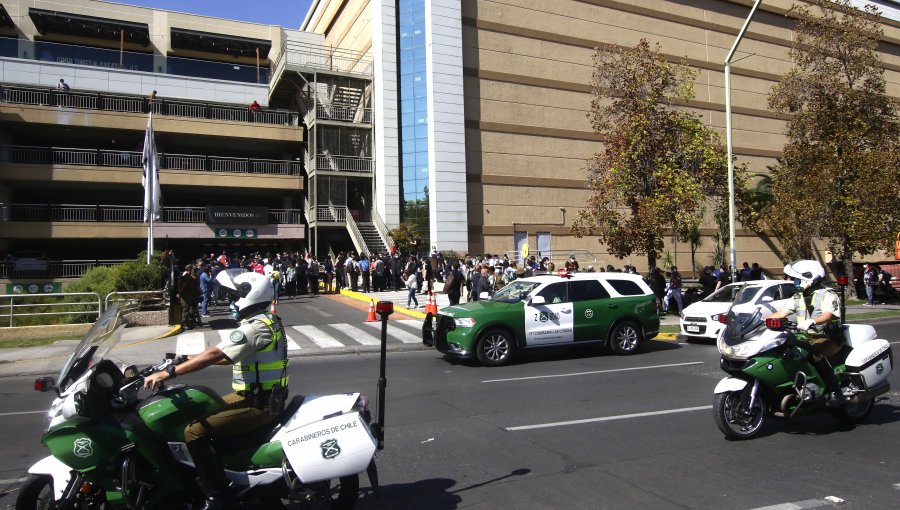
[215,268,245,291]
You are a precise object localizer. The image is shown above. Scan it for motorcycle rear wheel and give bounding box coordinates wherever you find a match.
[15,475,55,510]
[829,397,874,425]
[714,390,766,440]
[297,474,359,510]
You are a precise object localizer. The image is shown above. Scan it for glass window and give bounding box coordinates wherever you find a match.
[607,279,645,296]
[757,285,780,302]
[538,283,569,304]
[570,280,610,302]
[779,284,797,300]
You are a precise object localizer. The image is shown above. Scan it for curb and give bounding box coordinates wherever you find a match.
[339,289,427,319]
[655,333,678,342]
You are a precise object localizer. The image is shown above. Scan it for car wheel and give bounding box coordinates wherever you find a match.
[476,328,514,366]
[608,321,642,355]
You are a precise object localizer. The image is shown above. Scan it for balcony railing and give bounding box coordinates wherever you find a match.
[314,155,373,174]
[277,43,373,76]
[0,84,299,127]
[4,145,303,177]
[0,260,126,279]
[314,104,372,123]
[316,206,347,222]
[1,204,305,224]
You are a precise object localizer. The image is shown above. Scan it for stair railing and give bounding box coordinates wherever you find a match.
[371,209,394,252]
[344,206,368,255]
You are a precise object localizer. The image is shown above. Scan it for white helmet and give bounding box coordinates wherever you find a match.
[216,268,273,319]
[783,260,825,291]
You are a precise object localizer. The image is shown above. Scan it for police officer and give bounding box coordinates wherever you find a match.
[145,270,287,510]
[765,260,844,405]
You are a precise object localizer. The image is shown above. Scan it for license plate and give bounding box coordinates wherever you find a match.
[686,325,700,333]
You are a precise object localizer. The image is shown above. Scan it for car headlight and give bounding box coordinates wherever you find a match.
[454,317,476,327]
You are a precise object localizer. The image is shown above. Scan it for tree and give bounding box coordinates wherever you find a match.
[767,0,900,291]
[388,222,420,254]
[572,39,746,269]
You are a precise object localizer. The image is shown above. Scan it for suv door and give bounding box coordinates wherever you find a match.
[570,279,614,342]
[524,282,574,345]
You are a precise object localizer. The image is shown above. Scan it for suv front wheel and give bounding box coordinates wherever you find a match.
[476,328,514,366]
[609,321,642,355]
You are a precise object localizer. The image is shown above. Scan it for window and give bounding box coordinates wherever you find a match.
[757,285,780,302]
[778,284,797,300]
[538,282,569,304]
[606,279,645,296]
[570,280,610,302]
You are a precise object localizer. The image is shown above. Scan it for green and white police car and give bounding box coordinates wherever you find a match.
[422,272,660,366]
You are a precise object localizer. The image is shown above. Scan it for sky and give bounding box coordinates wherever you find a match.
[117,0,316,28]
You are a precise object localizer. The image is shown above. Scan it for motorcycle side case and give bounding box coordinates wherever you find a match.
[842,324,877,348]
[845,340,892,390]
[280,412,376,484]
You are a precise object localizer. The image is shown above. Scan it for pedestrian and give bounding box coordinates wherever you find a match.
[359,254,370,293]
[648,267,666,312]
[199,264,212,318]
[405,270,419,308]
[863,263,878,306]
[444,263,464,305]
[285,262,297,299]
[308,257,319,295]
[57,78,70,91]
[878,265,894,303]
[270,264,281,304]
[178,264,200,329]
[663,266,683,315]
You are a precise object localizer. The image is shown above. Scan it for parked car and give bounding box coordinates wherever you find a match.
[422,272,660,366]
[680,280,797,341]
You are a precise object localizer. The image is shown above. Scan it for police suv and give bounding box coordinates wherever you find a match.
[422,272,660,366]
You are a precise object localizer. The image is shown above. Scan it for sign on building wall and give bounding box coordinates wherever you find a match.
[205,206,268,225]
[6,283,61,294]
[214,228,257,239]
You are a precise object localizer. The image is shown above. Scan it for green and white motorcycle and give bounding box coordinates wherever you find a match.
[18,304,386,509]
[714,308,893,440]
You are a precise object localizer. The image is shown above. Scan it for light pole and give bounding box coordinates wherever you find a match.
[725,0,762,282]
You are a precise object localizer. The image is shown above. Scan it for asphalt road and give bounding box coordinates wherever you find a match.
[1,298,899,510]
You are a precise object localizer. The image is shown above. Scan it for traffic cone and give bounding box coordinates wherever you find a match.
[366,299,377,322]
[431,291,440,314]
[269,300,277,315]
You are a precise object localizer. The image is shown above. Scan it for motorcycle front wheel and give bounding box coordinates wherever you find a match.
[15,475,55,510]
[714,390,767,440]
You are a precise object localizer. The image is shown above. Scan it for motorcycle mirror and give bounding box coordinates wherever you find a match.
[34,376,55,392]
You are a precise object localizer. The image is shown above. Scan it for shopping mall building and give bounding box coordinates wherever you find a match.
[0,0,898,284]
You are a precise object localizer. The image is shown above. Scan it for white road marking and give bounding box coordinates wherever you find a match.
[0,411,45,417]
[506,405,712,432]
[396,319,424,327]
[893,483,900,490]
[483,361,705,384]
[330,323,381,346]
[0,477,27,484]
[362,321,422,343]
[749,498,845,510]
[281,331,303,351]
[291,325,344,348]
[176,332,207,355]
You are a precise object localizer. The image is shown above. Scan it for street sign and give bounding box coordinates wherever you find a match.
[214,228,257,239]
[6,283,61,294]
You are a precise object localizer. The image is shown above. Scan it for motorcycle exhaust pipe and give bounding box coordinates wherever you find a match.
[847,382,890,405]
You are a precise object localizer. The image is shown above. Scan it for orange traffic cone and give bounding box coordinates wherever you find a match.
[269,300,277,315]
[366,299,377,322]
[427,292,437,314]
[431,291,440,314]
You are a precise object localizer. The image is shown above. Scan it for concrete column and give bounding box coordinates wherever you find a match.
[372,0,401,228]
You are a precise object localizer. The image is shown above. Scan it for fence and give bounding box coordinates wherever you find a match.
[1,204,305,225]
[1,85,298,127]
[0,290,168,327]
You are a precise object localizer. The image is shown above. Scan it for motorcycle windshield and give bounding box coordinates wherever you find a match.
[720,303,765,347]
[57,304,125,391]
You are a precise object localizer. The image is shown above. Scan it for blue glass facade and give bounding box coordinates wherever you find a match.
[398,0,430,244]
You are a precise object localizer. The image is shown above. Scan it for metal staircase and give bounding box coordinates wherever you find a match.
[357,222,387,255]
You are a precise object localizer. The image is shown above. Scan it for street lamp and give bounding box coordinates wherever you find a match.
[725,0,763,282]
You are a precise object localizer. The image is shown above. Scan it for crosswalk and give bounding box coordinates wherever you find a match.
[175,319,425,355]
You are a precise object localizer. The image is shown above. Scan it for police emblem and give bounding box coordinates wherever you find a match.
[73,437,93,458]
[320,438,341,460]
[585,309,594,319]
[230,330,247,344]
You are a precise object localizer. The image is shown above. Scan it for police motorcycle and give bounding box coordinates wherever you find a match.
[18,289,392,509]
[713,303,893,440]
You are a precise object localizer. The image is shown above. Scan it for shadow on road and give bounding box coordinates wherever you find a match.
[356,468,530,509]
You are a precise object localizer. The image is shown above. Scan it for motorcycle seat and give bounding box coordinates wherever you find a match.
[213,395,308,454]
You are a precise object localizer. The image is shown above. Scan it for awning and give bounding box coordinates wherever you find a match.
[170,28,271,59]
[0,5,14,29]
[29,8,149,45]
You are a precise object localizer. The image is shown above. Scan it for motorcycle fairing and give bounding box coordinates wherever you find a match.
[27,456,71,500]
[714,377,748,394]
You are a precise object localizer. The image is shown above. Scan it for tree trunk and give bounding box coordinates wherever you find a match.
[647,250,657,271]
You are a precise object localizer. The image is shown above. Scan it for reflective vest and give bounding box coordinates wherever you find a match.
[232,315,288,392]
[793,288,841,326]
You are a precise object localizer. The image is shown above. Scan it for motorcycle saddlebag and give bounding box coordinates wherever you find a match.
[844,340,892,390]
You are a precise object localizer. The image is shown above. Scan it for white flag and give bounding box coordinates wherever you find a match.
[141,113,160,222]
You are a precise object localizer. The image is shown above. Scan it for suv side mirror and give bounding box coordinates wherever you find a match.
[530,295,546,306]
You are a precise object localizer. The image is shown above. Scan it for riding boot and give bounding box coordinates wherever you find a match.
[187,437,229,510]
[812,357,845,406]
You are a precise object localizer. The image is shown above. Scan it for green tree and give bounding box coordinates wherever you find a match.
[767,0,900,290]
[388,222,421,254]
[572,39,746,269]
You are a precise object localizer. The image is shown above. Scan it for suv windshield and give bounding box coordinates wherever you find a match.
[490,281,541,303]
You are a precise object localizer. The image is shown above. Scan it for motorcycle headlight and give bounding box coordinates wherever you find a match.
[718,336,786,360]
[454,317,476,328]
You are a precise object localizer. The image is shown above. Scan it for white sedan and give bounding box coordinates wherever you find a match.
[679,280,797,341]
